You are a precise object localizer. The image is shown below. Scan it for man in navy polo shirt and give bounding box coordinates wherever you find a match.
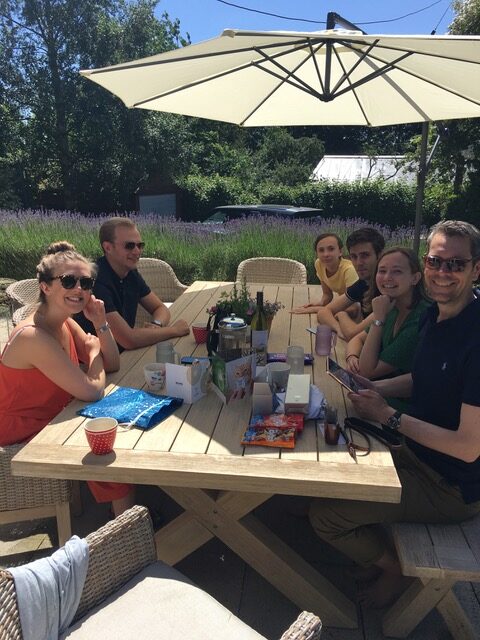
[309,220,480,608]
[77,217,189,351]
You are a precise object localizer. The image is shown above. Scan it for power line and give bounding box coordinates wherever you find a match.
[431,2,453,34]
[215,0,448,29]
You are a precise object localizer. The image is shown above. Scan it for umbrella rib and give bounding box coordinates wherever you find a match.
[354,47,480,111]
[330,40,378,96]
[333,52,414,99]
[84,37,328,75]
[254,45,325,98]
[342,40,480,67]
[239,45,328,124]
[308,40,326,95]
[333,51,371,126]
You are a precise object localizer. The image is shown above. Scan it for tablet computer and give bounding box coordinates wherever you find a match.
[327,357,368,394]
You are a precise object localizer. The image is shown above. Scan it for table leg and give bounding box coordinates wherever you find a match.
[161,486,357,629]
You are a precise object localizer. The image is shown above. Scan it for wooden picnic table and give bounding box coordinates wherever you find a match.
[12,281,401,628]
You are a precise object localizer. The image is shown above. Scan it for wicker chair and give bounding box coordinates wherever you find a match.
[5,279,39,315]
[0,442,72,550]
[236,258,307,285]
[11,302,39,327]
[0,506,322,640]
[135,258,188,327]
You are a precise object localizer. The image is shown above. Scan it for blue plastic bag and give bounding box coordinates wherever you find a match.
[77,387,183,430]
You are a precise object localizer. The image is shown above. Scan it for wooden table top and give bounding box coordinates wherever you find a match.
[12,281,401,504]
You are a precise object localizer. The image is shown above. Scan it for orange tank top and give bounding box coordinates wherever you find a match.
[0,323,79,446]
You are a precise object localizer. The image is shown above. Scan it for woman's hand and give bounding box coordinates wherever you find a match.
[290,302,319,314]
[371,294,395,321]
[346,354,360,373]
[83,295,107,328]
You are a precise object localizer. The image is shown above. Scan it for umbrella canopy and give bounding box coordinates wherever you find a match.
[80,28,480,127]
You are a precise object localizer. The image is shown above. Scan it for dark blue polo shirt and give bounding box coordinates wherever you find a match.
[76,256,150,338]
[407,296,480,503]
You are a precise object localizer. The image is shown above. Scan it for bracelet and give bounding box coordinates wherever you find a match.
[98,322,110,334]
[151,319,163,327]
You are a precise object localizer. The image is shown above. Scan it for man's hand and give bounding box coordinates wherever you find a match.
[348,388,392,423]
[84,333,101,363]
[171,319,190,337]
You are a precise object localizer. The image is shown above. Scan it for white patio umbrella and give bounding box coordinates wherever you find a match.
[81,20,480,249]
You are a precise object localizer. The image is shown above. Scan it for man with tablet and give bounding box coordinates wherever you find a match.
[309,220,480,608]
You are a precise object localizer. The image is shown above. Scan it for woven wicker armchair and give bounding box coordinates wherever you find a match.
[5,279,39,314]
[135,258,188,327]
[11,302,39,327]
[0,442,72,549]
[236,258,307,285]
[0,506,322,640]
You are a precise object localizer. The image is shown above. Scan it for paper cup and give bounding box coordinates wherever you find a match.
[192,323,208,344]
[144,362,166,391]
[84,418,118,455]
[266,362,291,393]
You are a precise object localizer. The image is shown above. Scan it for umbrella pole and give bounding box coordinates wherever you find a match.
[414,121,430,255]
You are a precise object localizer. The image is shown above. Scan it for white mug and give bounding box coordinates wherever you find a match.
[144,362,166,391]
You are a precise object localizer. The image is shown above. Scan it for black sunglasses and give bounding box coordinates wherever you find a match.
[423,254,473,273]
[52,274,95,290]
[122,241,145,251]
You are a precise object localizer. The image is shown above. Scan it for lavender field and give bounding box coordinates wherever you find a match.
[0,209,423,284]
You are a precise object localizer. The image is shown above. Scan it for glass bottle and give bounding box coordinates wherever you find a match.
[250,291,268,366]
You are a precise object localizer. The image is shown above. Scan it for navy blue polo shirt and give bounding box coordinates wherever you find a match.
[76,256,150,337]
[345,279,370,317]
[407,296,480,503]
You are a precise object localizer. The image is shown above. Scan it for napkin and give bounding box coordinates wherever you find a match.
[77,387,183,430]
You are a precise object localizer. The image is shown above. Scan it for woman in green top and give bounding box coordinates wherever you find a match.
[346,247,430,411]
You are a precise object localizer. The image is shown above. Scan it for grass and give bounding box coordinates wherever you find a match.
[0,209,425,284]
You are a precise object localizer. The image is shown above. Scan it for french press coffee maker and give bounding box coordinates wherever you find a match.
[217,313,248,361]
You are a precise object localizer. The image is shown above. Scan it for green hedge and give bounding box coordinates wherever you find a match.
[178,175,443,228]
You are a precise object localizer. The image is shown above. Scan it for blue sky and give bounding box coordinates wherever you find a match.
[156,0,455,42]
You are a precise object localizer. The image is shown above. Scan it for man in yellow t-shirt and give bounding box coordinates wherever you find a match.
[291,233,358,314]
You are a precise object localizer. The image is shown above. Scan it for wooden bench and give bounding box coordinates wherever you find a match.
[382,514,480,638]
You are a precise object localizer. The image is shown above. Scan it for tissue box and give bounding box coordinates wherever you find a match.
[211,353,256,403]
[285,374,311,414]
[165,361,210,404]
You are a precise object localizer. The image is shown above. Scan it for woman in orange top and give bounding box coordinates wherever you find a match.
[0,241,133,516]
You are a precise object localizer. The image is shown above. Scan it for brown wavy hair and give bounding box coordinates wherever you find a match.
[36,241,95,303]
[368,247,427,310]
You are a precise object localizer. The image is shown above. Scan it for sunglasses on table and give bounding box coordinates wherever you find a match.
[122,241,145,251]
[423,254,474,273]
[51,274,96,290]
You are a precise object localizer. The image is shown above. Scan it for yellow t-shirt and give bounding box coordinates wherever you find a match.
[314,257,358,295]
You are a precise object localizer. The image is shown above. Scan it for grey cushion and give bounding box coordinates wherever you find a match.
[63,561,266,640]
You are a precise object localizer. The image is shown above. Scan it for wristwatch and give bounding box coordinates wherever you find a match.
[98,322,110,334]
[383,411,402,431]
[151,320,163,327]
[373,319,386,327]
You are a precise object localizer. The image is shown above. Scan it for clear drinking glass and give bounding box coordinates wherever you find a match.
[286,345,304,374]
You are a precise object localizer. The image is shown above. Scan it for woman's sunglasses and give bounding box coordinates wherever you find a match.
[423,254,473,273]
[52,274,95,290]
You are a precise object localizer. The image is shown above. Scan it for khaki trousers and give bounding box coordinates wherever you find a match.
[309,445,480,567]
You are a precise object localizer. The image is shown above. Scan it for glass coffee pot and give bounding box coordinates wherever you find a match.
[217,313,248,361]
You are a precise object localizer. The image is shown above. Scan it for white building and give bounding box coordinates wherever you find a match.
[312,155,416,184]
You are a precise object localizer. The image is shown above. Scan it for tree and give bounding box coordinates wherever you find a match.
[0,0,191,211]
